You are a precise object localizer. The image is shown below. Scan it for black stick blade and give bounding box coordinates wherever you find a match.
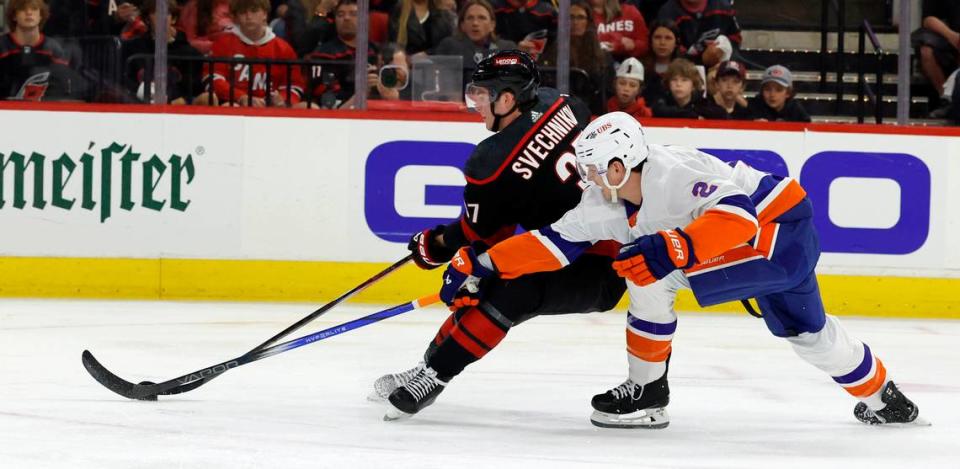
[81,350,161,400]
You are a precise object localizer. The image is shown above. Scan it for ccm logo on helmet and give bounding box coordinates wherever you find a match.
[495,57,520,66]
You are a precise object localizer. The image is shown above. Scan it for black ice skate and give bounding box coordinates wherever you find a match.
[384,366,447,421]
[368,361,425,402]
[854,381,926,425]
[590,374,670,429]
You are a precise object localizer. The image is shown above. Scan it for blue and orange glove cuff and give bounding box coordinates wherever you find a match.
[451,247,496,279]
[658,228,696,270]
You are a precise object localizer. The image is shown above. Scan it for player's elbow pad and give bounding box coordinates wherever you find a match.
[684,207,758,261]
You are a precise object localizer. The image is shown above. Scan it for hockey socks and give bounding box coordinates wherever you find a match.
[427,306,509,379]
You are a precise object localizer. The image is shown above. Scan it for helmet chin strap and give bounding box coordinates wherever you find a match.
[603,170,632,203]
[490,100,519,131]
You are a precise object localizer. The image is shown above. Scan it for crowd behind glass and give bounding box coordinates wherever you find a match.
[3,0,960,123]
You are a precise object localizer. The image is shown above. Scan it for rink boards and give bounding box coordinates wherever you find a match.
[0,104,958,318]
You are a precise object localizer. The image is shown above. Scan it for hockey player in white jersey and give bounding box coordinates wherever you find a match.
[437,111,922,428]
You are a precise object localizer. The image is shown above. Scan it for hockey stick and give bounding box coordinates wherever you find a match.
[159,254,413,395]
[82,293,440,401]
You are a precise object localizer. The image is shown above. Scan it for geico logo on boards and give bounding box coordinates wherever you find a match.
[700,149,929,255]
[364,140,474,242]
[366,142,931,255]
[0,141,197,223]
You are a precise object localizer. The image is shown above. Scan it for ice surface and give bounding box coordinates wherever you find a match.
[1,299,957,468]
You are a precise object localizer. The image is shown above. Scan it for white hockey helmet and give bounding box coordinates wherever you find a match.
[573,112,649,196]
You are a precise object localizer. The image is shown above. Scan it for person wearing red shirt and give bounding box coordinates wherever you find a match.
[589,0,648,61]
[607,57,652,119]
[207,0,304,106]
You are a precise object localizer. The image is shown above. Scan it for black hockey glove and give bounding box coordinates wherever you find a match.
[408,224,458,270]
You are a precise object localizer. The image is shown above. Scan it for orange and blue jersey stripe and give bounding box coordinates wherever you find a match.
[749,175,807,225]
[626,314,676,363]
[487,225,592,279]
[833,344,888,398]
[684,193,759,262]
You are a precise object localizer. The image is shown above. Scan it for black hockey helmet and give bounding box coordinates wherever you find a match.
[468,49,541,107]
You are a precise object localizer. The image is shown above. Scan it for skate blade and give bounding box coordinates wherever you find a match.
[878,415,932,427]
[910,416,933,427]
[383,405,414,422]
[590,407,670,429]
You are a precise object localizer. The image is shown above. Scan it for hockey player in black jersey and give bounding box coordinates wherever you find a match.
[371,50,628,420]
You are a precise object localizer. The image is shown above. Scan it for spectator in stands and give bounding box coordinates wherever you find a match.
[702,33,732,95]
[749,64,811,123]
[304,0,378,107]
[490,0,557,55]
[437,0,457,14]
[1,0,74,101]
[206,0,303,106]
[121,0,203,104]
[656,0,740,67]
[708,59,751,119]
[434,0,517,89]
[371,0,396,13]
[178,0,234,54]
[539,0,612,115]
[117,1,149,41]
[641,18,679,104]
[589,0,648,61]
[44,0,141,37]
[652,57,722,119]
[341,42,410,107]
[627,0,667,26]
[607,57,652,119]
[388,0,455,56]
[912,0,960,117]
[277,0,336,56]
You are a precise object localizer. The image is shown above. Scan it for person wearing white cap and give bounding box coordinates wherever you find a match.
[749,64,811,123]
[607,57,653,119]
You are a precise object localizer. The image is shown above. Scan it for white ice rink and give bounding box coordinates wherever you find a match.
[1,299,957,468]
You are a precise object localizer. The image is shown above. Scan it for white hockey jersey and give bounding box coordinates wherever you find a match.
[483,143,808,287]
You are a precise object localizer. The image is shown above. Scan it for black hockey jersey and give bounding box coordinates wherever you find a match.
[657,0,742,50]
[491,0,558,44]
[444,88,592,249]
[0,33,72,101]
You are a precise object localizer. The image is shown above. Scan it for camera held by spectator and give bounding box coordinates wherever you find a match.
[341,43,410,108]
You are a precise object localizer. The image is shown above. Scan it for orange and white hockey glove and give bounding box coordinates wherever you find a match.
[613,229,696,286]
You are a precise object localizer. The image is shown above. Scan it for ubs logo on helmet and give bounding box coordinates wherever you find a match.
[585,123,613,139]
[495,56,520,66]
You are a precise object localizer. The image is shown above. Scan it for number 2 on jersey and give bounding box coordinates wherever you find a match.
[692,182,718,197]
